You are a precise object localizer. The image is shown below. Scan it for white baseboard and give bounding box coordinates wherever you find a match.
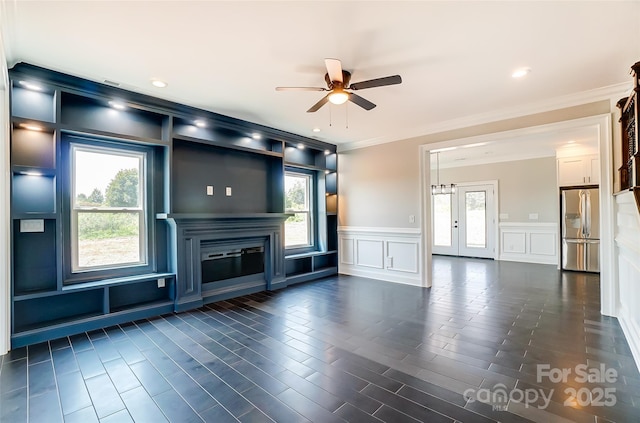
[339,267,422,287]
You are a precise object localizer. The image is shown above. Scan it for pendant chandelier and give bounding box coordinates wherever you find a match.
[431,152,456,195]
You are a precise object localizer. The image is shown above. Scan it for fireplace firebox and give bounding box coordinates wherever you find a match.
[201,242,265,283]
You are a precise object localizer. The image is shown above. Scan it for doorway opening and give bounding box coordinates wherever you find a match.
[432,182,497,259]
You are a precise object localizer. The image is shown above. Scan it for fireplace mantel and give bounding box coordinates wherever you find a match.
[157,213,292,221]
[161,212,291,311]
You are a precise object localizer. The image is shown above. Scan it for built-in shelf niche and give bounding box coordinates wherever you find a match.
[285,255,313,276]
[326,215,338,251]
[171,139,284,214]
[173,118,284,155]
[285,143,336,170]
[12,174,56,215]
[13,289,104,333]
[13,219,57,295]
[326,194,338,214]
[11,83,56,123]
[109,278,174,313]
[11,127,56,169]
[60,91,169,141]
[314,252,337,271]
[326,172,337,195]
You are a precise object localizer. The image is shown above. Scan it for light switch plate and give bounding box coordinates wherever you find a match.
[529,213,539,220]
[157,278,165,288]
[225,187,232,196]
[20,219,45,233]
[499,213,509,220]
[206,186,213,196]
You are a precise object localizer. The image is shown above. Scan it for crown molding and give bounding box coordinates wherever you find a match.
[0,1,17,71]
[339,82,631,152]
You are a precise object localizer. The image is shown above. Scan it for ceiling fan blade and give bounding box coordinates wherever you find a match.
[276,87,326,91]
[325,58,343,84]
[349,75,402,90]
[348,93,376,110]
[307,93,331,113]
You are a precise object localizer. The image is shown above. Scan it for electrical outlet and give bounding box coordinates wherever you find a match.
[529,213,539,220]
[157,278,165,288]
[409,214,415,223]
[226,187,232,196]
[499,213,509,220]
[206,186,213,196]
[387,257,393,268]
[20,219,44,233]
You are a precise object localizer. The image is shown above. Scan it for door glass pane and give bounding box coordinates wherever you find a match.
[465,191,486,248]
[433,194,452,247]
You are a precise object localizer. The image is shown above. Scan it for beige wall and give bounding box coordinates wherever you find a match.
[437,157,558,222]
[339,101,611,228]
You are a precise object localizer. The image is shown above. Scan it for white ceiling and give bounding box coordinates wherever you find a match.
[2,1,639,150]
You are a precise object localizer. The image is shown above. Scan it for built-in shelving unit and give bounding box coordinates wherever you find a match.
[617,61,640,192]
[283,142,338,284]
[616,61,640,214]
[9,63,338,348]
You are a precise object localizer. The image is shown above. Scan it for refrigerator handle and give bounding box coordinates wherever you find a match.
[579,192,587,238]
[585,191,591,238]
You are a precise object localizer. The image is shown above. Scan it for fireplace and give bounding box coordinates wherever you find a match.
[201,240,265,284]
[160,213,289,311]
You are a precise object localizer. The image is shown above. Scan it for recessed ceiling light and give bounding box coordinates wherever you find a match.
[297,143,305,149]
[512,67,531,78]
[313,128,321,133]
[151,79,167,88]
[18,80,43,91]
[251,133,261,140]
[567,140,575,144]
[108,101,126,110]
[194,120,206,128]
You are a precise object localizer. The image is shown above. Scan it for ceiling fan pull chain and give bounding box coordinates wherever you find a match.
[329,104,332,127]
[346,102,349,129]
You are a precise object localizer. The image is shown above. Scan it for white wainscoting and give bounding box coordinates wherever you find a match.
[499,222,558,265]
[338,227,422,286]
[615,192,640,372]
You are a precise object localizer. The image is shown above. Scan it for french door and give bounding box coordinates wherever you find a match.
[432,183,496,258]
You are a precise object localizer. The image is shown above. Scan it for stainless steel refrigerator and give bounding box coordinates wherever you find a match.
[561,187,600,272]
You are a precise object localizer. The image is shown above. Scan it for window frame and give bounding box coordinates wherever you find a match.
[62,135,156,284]
[284,168,317,253]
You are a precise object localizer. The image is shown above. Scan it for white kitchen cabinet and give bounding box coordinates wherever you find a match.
[557,155,599,186]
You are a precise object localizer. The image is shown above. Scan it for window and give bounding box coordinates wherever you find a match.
[70,144,147,272]
[285,171,313,248]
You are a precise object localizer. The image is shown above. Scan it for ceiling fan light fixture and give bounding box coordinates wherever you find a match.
[328,91,349,105]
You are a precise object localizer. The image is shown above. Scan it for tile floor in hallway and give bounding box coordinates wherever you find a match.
[1,256,639,422]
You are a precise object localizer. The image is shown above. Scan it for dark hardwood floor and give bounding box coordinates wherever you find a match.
[1,256,639,422]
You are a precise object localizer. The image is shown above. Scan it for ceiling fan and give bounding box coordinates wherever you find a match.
[276,58,402,112]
